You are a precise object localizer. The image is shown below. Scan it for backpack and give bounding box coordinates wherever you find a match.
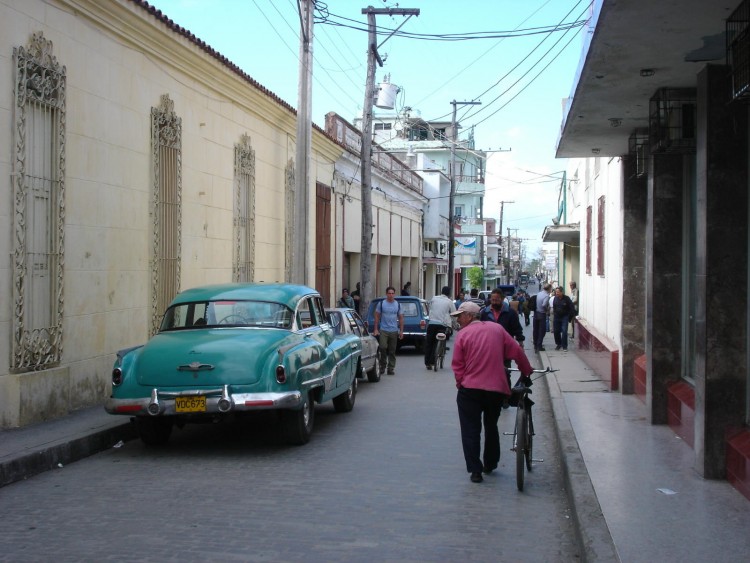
[527,293,537,312]
[376,299,401,316]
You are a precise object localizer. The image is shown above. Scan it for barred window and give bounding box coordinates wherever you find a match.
[585,205,592,275]
[150,95,182,336]
[12,33,66,371]
[234,134,256,282]
[597,196,605,276]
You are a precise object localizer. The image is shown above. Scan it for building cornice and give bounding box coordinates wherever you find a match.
[57,0,342,161]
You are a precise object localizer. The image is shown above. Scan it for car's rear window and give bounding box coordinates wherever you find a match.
[400,302,420,316]
[160,300,293,330]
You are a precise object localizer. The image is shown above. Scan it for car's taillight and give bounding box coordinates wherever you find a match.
[276,365,286,384]
[420,319,426,329]
[112,368,123,386]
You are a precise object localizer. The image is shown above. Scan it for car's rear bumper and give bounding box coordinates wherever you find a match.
[105,386,302,416]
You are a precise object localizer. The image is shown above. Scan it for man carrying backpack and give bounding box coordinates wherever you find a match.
[373,287,404,375]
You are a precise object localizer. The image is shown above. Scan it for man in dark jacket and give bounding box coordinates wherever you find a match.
[552,286,576,351]
[479,288,525,347]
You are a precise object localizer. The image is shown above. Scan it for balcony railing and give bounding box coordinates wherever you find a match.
[324,113,424,195]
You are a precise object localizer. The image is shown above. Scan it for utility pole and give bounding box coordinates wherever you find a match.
[506,227,513,285]
[447,99,481,297]
[292,0,314,285]
[497,200,513,282]
[359,6,419,317]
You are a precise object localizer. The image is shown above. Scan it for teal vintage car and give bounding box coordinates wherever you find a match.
[105,283,359,445]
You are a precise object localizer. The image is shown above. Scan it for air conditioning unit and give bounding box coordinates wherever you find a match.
[728,0,750,101]
[649,88,696,154]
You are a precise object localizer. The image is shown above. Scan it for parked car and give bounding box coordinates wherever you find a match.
[365,296,429,352]
[326,308,380,382]
[105,283,359,446]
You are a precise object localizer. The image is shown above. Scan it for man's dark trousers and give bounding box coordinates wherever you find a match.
[456,387,503,473]
[533,312,547,350]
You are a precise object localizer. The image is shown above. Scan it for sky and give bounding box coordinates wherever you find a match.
[146,0,590,257]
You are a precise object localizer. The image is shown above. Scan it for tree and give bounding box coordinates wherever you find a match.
[467,267,484,290]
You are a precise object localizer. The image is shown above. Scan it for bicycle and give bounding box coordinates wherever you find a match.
[433,332,447,371]
[504,367,557,491]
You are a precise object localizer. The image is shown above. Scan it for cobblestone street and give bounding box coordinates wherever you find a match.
[0,337,580,562]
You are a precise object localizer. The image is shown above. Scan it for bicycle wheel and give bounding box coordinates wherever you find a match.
[515,407,528,491]
[525,408,533,472]
[435,340,445,371]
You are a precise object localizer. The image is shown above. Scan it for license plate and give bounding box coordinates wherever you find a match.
[175,395,206,413]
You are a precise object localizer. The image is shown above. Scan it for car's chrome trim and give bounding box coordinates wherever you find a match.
[105,390,302,415]
[177,361,215,372]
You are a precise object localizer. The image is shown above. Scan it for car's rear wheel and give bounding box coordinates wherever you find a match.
[135,416,173,446]
[333,375,357,412]
[367,356,381,382]
[282,391,315,445]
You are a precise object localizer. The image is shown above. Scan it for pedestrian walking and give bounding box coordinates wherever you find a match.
[468,288,485,306]
[401,281,411,296]
[479,288,525,346]
[454,290,466,310]
[451,301,534,483]
[372,287,404,375]
[425,285,456,369]
[552,286,576,351]
[532,283,552,352]
[569,280,578,339]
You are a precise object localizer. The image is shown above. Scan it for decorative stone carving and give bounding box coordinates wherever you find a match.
[285,159,295,283]
[150,94,182,336]
[12,32,66,371]
[234,134,256,282]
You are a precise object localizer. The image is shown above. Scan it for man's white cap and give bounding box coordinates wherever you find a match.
[450,301,481,316]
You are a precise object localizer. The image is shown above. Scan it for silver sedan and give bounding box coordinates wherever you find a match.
[325,308,381,382]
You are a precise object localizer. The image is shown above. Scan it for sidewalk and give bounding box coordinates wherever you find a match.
[2,338,749,562]
[0,406,135,488]
[539,336,750,562]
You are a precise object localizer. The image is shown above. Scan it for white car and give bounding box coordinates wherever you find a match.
[325,308,381,382]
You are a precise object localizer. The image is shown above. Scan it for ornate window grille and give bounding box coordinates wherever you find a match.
[150,95,182,336]
[233,134,256,282]
[285,159,295,283]
[12,33,66,371]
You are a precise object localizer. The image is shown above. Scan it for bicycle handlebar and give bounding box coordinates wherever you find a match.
[507,367,558,374]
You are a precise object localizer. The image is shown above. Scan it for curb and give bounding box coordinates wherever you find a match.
[538,350,621,563]
[0,420,136,488]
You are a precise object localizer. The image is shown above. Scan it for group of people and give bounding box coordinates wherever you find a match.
[336,278,579,484]
[532,281,578,352]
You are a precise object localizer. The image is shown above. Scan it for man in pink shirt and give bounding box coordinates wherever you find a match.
[450,301,534,483]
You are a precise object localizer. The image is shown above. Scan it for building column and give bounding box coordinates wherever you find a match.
[646,152,683,423]
[620,155,648,394]
[694,64,748,478]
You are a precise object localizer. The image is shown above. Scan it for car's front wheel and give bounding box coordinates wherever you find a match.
[135,416,173,446]
[281,391,315,445]
[367,356,381,382]
[333,375,357,412]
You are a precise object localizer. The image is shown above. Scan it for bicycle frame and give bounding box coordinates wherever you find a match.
[505,367,556,491]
